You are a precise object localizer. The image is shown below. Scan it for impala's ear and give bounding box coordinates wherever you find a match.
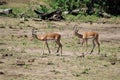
[73,25,79,32]
[73,25,77,30]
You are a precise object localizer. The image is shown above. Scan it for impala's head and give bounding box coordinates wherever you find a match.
[32,27,37,37]
[73,25,79,35]
[73,25,83,44]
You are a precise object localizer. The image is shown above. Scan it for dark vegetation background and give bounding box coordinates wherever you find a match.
[0,1,120,80]
[0,0,120,17]
[41,0,120,15]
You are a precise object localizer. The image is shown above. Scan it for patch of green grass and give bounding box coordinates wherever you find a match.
[0,2,36,17]
[0,48,16,56]
[24,64,30,69]
[0,48,9,52]
[81,68,90,74]
[10,77,26,80]
[0,3,27,13]
[47,61,55,65]
[65,14,120,23]
[65,14,99,22]
[72,72,81,77]
[33,39,42,47]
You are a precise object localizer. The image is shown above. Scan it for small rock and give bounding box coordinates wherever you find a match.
[111,62,116,65]
[0,71,4,75]
[0,61,4,64]
[28,58,35,63]
[16,60,25,66]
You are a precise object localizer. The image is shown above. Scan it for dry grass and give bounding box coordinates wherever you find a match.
[0,17,120,80]
[0,0,120,80]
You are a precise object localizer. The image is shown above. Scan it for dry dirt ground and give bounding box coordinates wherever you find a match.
[0,17,120,80]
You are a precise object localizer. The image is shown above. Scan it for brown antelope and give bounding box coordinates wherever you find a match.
[74,26,100,54]
[32,28,62,55]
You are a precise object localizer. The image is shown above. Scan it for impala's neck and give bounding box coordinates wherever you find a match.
[32,33,39,39]
[32,29,39,40]
[32,29,45,41]
[74,31,83,39]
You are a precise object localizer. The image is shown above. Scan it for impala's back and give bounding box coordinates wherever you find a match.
[46,33,61,40]
[83,32,99,39]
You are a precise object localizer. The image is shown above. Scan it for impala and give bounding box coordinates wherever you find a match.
[32,28,62,55]
[74,26,100,54]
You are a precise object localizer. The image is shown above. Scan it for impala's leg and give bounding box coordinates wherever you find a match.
[45,41,51,54]
[85,39,88,52]
[55,41,59,53]
[81,38,85,46]
[55,40,62,55]
[42,41,45,55]
[95,38,100,54]
[82,39,87,51]
[59,41,62,55]
[55,41,61,52]
[81,38,85,53]
[90,39,96,54]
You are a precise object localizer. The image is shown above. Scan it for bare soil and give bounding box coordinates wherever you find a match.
[0,17,120,80]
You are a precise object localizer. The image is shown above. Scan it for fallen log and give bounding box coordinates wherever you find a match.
[34,9,64,21]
